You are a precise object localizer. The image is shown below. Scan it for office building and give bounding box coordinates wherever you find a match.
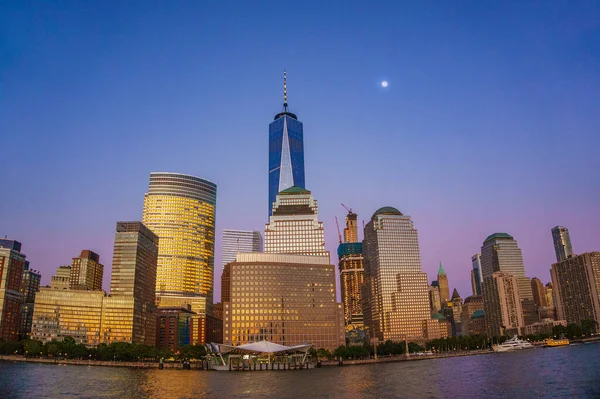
[190,314,223,345]
[264,186,328,257]
[142,172,217,315]
[471,253,483,295]
[429,284,441,313]
[70,250,104,291]
[362,207,434,342]
[222,253,345,351]
[531,277,548,308]
[222,230,262,269]
[268,70,306,215]
[437,263,450,303]
[483,272,524,337]
[50,266,71,290]
[523,319,567,336]
[551,252,600,327]
[19,262,41,339]
[156,307,194,351]
[551,226,573,263]
[338,242,364,327]
[343,209,359,243]
[460,295,484,336]
[0,240,26,341]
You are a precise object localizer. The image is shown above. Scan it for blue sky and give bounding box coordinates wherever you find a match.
[1,1,599,299]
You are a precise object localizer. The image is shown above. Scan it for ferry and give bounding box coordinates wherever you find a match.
[492,335,534,352]
[545,338,570,347]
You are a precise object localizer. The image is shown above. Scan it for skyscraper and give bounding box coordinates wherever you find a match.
[102,221,159,345]
[268,71,305,215]
[531,277,548,308]
[70,250,103,291]
[19,261,41,339]
[483,272,524,336]
[221,230,262,269]
[343,209,359,243]
[338,209,364,327]
[142,172,217,315]
[264,186,328,257]
[551,226,573,263]
[362,207,432,341]
[471,253,483,295]
[0,240,26,341]
[438,263,450,303]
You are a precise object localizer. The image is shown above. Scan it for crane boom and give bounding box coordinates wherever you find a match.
[335,216,342,244]
[341,203,353,214]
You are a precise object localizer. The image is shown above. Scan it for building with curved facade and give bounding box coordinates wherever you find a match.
[142,172,217,315]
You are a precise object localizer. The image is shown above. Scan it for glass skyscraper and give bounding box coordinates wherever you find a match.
[268,71,305,215]
[221,229,262,269]
[551,225,573,263]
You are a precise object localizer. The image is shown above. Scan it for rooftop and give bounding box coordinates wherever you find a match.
[471,309,485,319]
[279,186,311,195]
[372,206,403,218]
[484,232,514,242]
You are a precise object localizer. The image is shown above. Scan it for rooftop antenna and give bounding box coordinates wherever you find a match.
[283,69,288,111]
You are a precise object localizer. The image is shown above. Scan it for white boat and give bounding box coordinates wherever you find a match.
[492,335,534,352]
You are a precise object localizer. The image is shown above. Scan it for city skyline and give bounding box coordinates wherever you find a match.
[2,2,599,302]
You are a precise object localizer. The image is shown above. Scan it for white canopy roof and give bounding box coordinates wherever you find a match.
[218,341,312,354]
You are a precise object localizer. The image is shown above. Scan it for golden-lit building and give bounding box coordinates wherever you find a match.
[31,288,105,346]
[338,243,364,327]
[70,250,103,291]
[222,253,345,351]
[50,266,71,290]
[0,240,27,341]
[362,207,432,342]
[531,277,548,308]
[142,172,217,315]
[343,210,359,243]
[483,272,524,337]
[190,314,222,345]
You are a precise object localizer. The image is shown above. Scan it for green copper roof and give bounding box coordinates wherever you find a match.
[438,262,445,275]
[484,232,513,242]
[431,313,447,320]
[372,206,403,218]
[279,186,311,195]
[471,310,485,319]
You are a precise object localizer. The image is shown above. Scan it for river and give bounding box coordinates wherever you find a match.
[1,342,599,398]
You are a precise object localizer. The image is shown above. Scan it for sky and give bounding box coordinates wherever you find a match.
[1,1,599,301]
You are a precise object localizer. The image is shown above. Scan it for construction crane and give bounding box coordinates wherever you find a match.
[341,203,353,214]
[335,216,342,244]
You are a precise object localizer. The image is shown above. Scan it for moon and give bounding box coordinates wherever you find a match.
[381,81,389,88]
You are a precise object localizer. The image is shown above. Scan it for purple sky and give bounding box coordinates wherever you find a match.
[1,2,599,301]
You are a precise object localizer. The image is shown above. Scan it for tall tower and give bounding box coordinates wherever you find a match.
[19,261,41,339]
[471,253,483,295]
[343,210,359,243]
[0,240,26,341]
[551,226,573,263]
[268,70,306,215]
[362,207,431,341]
[437,263,450,303]
[142,172,217,315]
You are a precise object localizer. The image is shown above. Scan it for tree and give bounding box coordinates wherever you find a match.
[581,319,598,336]
[566,323,583,339]
[23,340,44,357]
[316,348,331,360]
[333,345,347,359]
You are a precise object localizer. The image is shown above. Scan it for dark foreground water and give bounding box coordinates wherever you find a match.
[2,342,600,399]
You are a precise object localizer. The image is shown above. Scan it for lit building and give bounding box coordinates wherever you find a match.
[551,225,573,263]
[50,266,71,290]
[156,307,194,351]
[264,186,328,257]
[19,261,41,339]
[545,282,554,308]
[190,314,223,345]
[471,254,483,296]
[343,210,359,243]
[460,295,484,336]
[550,252,600,327]
[142,172,217,315]
[102,221,159,345]
[429,284,441,313]
[70,250,104,291]
[31,288,105,346]
[531,277,548,308]
[0,240,26,341]
[483,272,524,337]
[221,230,262,269]
[268,70,306,215]
[222,253,345,351]
[423,315,451,339]
[338,242,364,327]
[437,263,450,303]
[362,207,433,342]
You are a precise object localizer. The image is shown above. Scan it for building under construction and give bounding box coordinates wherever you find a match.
[337,206,364,328]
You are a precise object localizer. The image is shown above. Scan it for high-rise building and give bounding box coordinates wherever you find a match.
[19,261,41,339]
[550,252,600,327]
[264,187,328,257]
[268,71,305,215]
[102,221,159,345]
[460,295,484,336]
[343,210,359,243]
[471,254,483,295]
[362,207,433,342]
[222,253,345,351]
[70,250,103,291]
[437,263,450,303]
[50,266,71,290]
[0,240,26,341]
[545,282,554,308]
[483,272,524,337]
[221,230,262,269]
[142,172,217,315]
[531,277,548,308]
[551,226,573,263]
[429,284,441,313]
[338,242,364,327]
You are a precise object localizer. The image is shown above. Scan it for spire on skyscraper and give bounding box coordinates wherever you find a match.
[438,262,446,275]
[283,69,287,110]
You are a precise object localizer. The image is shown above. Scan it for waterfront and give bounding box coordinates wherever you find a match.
[1,343,599,398]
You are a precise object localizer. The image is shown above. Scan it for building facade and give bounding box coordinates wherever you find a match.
[190,314,223,345]
[142,172,217,315]
[362,207,433,342]
[531,277,548,308]
[222,253,344,351]
[221,230,262,269]
[551,225,573,263]
[156,307,194,351]
[550,252,600,327]
[338,242,364,327]
[19,261,41,339]
[437,263,450,303]
[429,284,441,313]
[268,71,305,215]
[460,295,484,336]
[70,250,104,291]
[50,266,71,290]
[483,272,524,337]
[0,240,26,341]
[471,253,483,295]
[264,186,328,257]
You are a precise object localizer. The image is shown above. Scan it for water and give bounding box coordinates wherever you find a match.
[2,343,600,398]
